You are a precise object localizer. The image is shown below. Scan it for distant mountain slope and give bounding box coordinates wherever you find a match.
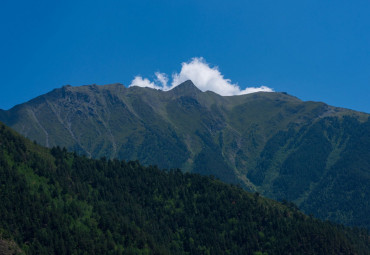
[1,81,369,228]
[0,121,369,254]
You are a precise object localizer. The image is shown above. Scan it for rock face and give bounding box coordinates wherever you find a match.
[1,80,370,228]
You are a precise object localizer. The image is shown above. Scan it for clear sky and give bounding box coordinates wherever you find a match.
[1,0,370,113]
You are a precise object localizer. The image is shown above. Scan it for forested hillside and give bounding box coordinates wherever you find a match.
[1,81,369,229]
[1,122,369,254]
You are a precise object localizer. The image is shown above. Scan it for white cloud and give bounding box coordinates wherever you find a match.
[155,72,169,90]
[240,86,274,94]
[171,57,240,95]
[129,76,162,90]
[129,57,274,95]
[129,72,169,90]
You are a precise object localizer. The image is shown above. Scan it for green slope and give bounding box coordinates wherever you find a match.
[248,116,370,228]
[1,122,369,254]
[1,81,369,229]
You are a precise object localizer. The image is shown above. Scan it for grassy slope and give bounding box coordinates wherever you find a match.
[1,82,369,229]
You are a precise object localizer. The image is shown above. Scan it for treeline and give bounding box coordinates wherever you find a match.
[0,122,369,254]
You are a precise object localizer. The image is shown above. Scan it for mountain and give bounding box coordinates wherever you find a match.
[1,81,369,229]
[0,121,369,254]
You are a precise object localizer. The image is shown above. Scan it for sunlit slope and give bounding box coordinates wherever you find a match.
[1,80,369,228]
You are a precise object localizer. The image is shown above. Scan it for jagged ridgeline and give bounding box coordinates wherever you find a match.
[0,122,369,254]
[0,81,370,229]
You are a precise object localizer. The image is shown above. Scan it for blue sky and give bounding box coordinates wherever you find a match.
[1,0,369,113]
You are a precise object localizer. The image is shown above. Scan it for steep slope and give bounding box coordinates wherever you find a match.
[248,116,370,228]
[0,121,369,254]
[1,81,369,228]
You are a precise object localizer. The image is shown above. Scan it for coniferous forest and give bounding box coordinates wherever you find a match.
[1,83,369,230]
[1,122,369,254]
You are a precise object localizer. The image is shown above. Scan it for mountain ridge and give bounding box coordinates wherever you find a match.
[1,81,369,229]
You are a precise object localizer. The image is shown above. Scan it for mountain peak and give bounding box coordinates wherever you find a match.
[168,80,201,96]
